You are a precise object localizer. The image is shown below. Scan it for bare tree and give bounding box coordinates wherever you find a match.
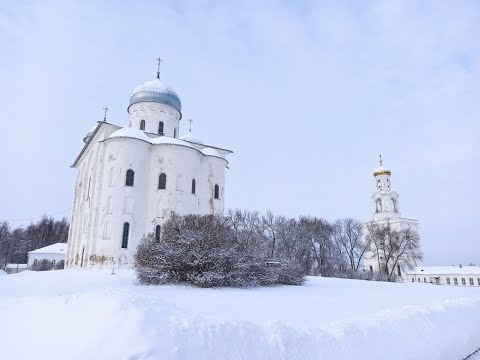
[333,218,368,272]
[365,221,423,280]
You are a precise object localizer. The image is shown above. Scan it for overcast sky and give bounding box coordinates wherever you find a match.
[0,0,479,265]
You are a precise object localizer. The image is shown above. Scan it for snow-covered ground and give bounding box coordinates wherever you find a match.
[1,270,479,360]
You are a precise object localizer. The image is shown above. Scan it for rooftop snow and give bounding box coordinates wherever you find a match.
[28,243,67,255]
[201,147,224,158]
[407,265,480,275]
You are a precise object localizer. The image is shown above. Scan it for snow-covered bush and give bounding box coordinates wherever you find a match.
[134,213,305,287]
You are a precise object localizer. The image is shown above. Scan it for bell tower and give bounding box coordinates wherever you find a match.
[371,155,400,221]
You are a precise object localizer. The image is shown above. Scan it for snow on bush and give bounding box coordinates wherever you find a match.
[135,213,305,287]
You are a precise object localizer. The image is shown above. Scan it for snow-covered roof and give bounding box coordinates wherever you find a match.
[201,147,224,159]
[407,265,480,276]
[108,128,194,149]
[5,263,27,269]
[28,243,68,255]
[109,127,152,142]
[180,132,204,144]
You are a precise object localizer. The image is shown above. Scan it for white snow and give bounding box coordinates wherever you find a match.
[108,127,195,149]
[131,78,179,97]
[1,270,479,359]
[0,269,6,276]
[28,242,67,255]
[180,132,204,144]
[109,127,152,142]
[407,265,480,275]
[201,147,224,159]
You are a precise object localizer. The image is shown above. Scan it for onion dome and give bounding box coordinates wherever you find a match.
[180,132,204,144]
[373,155,391,176]
[129,78,182,118]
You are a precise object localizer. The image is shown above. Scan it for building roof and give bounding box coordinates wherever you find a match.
[28,243,68,255]
[407,265,480,276]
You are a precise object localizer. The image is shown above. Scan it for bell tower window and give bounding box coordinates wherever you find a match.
[140,120,145,131]
[214,184,220,199]
[158,121,164,135]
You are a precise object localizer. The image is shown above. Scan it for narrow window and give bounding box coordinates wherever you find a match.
[155,225,161,242]
[214,184,219,199]
[191,179,196,194]
[423,277,426,283]
[52,260,56,269]
[375,198,382,213]
[125,169,135,186]
[411,277,414,282]
[158,173,167,189]
[454,278,458,285]
[158,121,164,135]
[140,120,145,130]
[174,127,177,138]
[397,264,401,277]
[469,278,474,286]
[369,266,373,273]
[121,222,130,249]
[446,278,450,285]
[33,259,38,270]
[461,278,466,285]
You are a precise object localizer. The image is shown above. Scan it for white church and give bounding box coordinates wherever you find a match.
[363,157,420,277]
[66,68,231,269]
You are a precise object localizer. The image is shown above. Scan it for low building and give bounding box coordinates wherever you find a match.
[5,263,27,274]
[27,243,67,271]
[407,265,480,286]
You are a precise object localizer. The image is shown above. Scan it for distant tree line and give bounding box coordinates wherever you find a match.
[0,216,69,269]
[135,210,422,287]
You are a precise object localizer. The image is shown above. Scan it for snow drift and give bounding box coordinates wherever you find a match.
[0,270,479,360]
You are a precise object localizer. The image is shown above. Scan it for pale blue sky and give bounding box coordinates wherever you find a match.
[0,0,479,265]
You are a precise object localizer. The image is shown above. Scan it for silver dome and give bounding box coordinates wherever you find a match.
[128,78,182,117]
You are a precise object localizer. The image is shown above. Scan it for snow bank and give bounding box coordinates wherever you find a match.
[1,270,479,360]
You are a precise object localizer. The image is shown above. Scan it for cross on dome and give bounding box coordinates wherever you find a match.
[156,57,163,79]
[103,107,109,122]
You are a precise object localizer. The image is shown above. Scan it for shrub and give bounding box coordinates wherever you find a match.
[134,214,305,288]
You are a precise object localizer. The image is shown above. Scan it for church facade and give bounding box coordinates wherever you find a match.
[363,158,420,277]
[66,74,231,269]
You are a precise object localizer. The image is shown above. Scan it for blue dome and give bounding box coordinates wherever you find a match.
[129,78,182,117]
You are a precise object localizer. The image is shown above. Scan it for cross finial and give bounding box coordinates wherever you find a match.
[379,154,383,166]
[188,118,193,132]
[156,57,163,79]
[103,107,109,122]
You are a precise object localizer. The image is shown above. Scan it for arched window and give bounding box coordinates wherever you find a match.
[392,198,397,212]
[125,169,135,186]
[140,120,145,130]
[214,184,219,199]
[158,121,164,135]
[155,225,161,242]
[191,179,196,194]
[158,173,167,189]
[121,222,130,249]
[174,128,177,138]
[33,259,38,270]
[375,198,382,213]
[52,260,56,269]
